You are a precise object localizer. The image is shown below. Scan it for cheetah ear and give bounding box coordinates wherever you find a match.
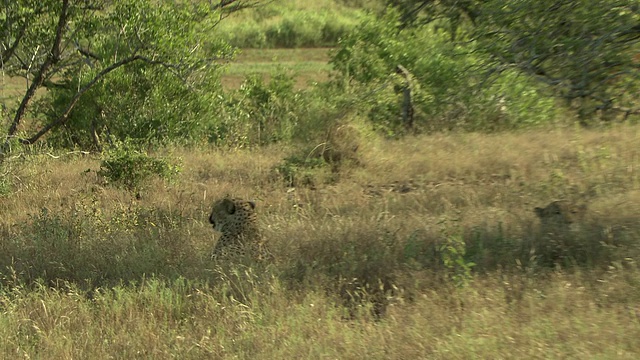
[248,200,256,209]
[222,198,236,214]
[534,207,544,217]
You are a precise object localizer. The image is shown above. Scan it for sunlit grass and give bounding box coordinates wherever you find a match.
[0,125,639,357]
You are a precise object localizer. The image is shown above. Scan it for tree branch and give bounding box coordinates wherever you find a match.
[22,55,147,144]
[6,0,70,138]
[1,24,26,68]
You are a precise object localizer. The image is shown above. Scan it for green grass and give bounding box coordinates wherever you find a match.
[0,273,638,358]
[0,74,28,105]
[233,48,333,63]
[222,48,333,89]
[211,0,379,48]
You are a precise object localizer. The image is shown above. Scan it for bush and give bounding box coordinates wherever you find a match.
[212,70,303,146]
[274,153,328,188]
[98,145,181,192]
[44,62,225,149]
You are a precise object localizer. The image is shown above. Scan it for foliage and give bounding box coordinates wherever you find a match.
[402,225,476,287]
[1,0,239,148]
[433,218,476,287]
[474,0,640,122]
[274,153,327,187]
[213,69,303,146]
[388,0,640,123]
[44,62,223,149]
[387,0,479,40]
[330,9,556,133]
[97,145,181,192]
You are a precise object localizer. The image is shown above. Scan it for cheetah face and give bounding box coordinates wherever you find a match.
[209,197,257,240]
[534,200,586,226]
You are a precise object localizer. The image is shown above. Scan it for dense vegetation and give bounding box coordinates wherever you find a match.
[1,0,639,357]
[2,0,639,150]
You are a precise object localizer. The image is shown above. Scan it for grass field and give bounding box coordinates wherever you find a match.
[0,124,639,358]
[2,1,640,356]
[222,48,333,89]
[1,74,29,105]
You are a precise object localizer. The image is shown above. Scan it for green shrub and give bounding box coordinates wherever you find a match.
[98,145,181,192]
[274,153,327,187]
[437,220,475,287]
[44,61,226,149]
[213,69,303,146]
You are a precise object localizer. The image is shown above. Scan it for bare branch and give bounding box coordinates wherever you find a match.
[213,0,271,19]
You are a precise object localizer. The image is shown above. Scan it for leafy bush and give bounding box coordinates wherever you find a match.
[212,70,303,146]
[474,0,640,123]
[3,0,236,150]
[44,63,225,149]
[274,154,327,188]
[98,145,181,191]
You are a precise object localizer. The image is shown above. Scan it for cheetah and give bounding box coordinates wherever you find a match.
[209,196,265,259]
[534,200,587,229]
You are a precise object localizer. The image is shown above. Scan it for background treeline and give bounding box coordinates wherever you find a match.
[2,0,639,153]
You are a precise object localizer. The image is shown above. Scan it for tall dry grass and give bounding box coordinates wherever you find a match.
[0,125,639,357]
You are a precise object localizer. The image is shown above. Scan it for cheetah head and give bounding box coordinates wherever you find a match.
[209,197,256,233]
[534,200,587,226]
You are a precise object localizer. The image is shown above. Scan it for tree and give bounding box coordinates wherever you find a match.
[387,0,480,39]
[390,0,640,123]
[0,0,259,151]
[476,0,640,122]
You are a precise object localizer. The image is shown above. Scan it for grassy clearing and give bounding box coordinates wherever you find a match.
[0,125,640,357]
[0,273,638,358]
[0,75,24,96]
[222,48,333,89]
[0,75,30,108]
